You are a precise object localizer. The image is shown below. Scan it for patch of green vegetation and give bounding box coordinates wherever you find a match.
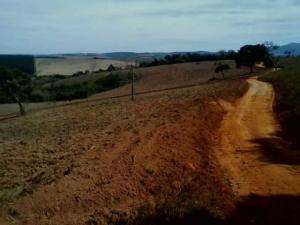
[0,69,136,103]
[0,186,25,207]
[41,72,132,101]
[260,57,300,146]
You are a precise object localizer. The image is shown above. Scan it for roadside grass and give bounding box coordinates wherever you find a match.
[260,57,300,147]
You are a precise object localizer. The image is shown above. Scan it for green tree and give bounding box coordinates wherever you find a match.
[0,67,32,115]
[235,44,271,73]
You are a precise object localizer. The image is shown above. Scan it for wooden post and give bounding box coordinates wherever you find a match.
[131,67,135,101]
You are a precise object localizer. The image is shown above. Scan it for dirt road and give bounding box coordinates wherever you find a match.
[218,77,300,197]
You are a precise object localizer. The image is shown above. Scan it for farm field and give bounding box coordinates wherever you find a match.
[91,60,249,99]
[35,57,135,76]
[0,61,249,225]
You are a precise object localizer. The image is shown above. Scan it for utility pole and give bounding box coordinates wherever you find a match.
[131,65,135,101]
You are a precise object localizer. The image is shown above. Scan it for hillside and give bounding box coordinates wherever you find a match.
[0,61,249,117]
[273,43,300,56]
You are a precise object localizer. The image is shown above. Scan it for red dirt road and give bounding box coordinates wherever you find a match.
[218,77,300,197]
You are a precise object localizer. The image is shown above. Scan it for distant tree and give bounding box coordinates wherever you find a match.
[235,44,271,73]
[263,41,280,68]
[215,64,231,78]
[284,50,295,57]
[284,50,292,57]
[0,67,32,115]
[107,64,116,72]
[139,51,238,67]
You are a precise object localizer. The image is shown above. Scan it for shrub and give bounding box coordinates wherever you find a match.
[93,73,122,92]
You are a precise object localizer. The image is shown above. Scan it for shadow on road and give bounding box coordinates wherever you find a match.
[250,133,300,165]
[130,195,300,225]
[228,194,300,225]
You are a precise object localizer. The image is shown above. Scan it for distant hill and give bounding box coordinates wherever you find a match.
[273,43,300,56]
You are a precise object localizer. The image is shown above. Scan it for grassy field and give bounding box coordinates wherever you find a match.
[0,60,250,225]
[35,57,135,76]
[260,57,300,146]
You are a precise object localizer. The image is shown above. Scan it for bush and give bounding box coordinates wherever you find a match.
[28,90,45,102]
[93,73,122,92]
[46,84,91,101]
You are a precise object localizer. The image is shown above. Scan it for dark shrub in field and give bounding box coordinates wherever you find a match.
[47,84,90,101]
[215,64,231,78]
[93,73,122,92]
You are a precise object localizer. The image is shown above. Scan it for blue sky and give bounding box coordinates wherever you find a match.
[0,0,299,54]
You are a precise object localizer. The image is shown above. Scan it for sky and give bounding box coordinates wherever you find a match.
[0,0,299,54]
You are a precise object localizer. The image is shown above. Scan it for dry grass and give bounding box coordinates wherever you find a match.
[35,57,135,76]
[92,61,248,99]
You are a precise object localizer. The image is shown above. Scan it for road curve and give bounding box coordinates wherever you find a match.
[218,77,300,197]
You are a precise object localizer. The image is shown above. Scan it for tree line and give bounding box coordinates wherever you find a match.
[0,55,35,75]
[139,51,237,67]
[0,70,131,115]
